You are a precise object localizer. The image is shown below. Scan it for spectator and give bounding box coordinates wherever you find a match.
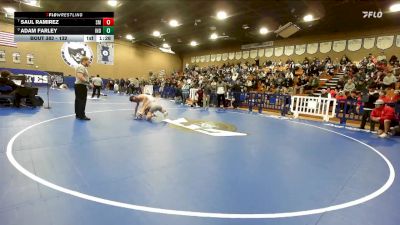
[378,90,391,103]
[114,82,119,93]
[133,78,140,94]
[377,51,386,62]
[0,70,18,92]
[340,55,349,65]
[216,79,227,108]
[309,75,319,90]
[181,79,190,104]
[194,88,203,107]
[355,78,367,91]
[108,80,114,91]
[360,86,379,131]
[119,78,125,94]
[393,62,399,76]
[320,89,330,98]
[389,55,398,65]
[210,79,217,106]
[337,77,345,90]
[382,72,397,89]
[174,80,183,104]
[343,79,355,92]
[231,80,242,108]
[370,99,397,138]
[91,75,103,98]
[125,78,131,94]
[202,81,211,109]
[327,63,334,75]
[329,88,337,98]
[336,91,347,101]
[336,91,347,112]
[0,71,38,107]
[391,90,400,103]
[346,91,358,114]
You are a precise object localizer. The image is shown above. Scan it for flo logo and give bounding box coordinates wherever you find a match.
[164,118,247,136]
[362,11,383,18]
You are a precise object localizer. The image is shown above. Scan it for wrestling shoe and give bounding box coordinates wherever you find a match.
[379,133,387,138]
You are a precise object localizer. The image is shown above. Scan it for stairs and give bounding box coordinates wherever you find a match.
[312,72,344,96]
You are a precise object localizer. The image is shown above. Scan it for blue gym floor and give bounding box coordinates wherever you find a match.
[1,88,400,225]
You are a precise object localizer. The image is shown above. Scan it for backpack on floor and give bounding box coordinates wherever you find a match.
[35,96,44,106]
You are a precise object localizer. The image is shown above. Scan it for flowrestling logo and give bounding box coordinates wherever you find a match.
[362,11,383,18]
[61,42,93,67]
[164,118,247,136]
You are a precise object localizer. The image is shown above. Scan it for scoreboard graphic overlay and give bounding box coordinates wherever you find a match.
[14,12,114,43]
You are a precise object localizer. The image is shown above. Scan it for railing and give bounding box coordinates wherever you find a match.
[291,95,337,121]
[152,85,160,96]
[335,99,363,124]
[161,86,177,98]
[247,93,291,116]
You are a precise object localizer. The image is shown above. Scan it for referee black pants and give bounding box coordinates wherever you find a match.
[360,110,375,131]
[217,94,225,107]
[92,85,101,98]
[75,84,87,118]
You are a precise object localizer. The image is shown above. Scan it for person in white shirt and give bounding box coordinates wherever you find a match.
[320,89,331,98]
[382,72,397,89]
[132,78,140,94]
[216,79,227,108]
[91,75,103,98]
[343,79,355,92]
[113,83,119,93]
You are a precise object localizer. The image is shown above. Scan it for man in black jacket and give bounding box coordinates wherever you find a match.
[0,70,37,107]
[359,86,379,130]
[231,80,242,108]
[0,70,18,92]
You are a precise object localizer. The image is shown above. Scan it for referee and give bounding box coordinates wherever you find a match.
[74,56,91,120]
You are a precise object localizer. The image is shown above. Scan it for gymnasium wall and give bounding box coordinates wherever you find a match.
[182,27,400,67]
[0,20,182,79]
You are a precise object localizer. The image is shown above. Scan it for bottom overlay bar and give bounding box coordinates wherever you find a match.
[14,35,114,42]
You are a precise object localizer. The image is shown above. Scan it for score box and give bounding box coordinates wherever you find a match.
[102,26,114,35]
[102,18,114,26]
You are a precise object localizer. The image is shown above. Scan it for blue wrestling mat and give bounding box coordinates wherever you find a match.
[1,89,400,225]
